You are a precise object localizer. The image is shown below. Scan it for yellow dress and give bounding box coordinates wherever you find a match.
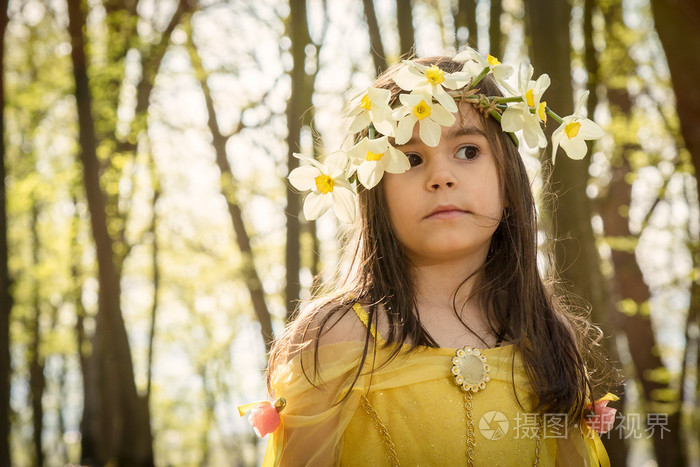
[263,304,603,466]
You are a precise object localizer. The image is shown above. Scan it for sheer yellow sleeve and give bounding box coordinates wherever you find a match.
[266,341,367,466]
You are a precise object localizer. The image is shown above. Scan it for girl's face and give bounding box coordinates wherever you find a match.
[383,104,504,266]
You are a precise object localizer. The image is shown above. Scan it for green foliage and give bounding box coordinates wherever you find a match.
[3,0,699,465]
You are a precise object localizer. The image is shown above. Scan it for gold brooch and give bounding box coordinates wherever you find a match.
[451,346,491,393]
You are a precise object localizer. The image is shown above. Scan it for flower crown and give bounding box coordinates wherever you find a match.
[288,48,605,224]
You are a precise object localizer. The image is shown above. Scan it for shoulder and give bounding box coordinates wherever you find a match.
[285,299,369,357]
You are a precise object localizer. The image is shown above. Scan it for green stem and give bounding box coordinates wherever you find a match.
[545,107,564,124]
[470,66,490,89]
[495,96,523,104]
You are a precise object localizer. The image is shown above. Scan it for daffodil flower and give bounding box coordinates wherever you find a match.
[453,47,513,88]
[500,64,551,149]
[348,135,411,189]
[551,91,605,161]
[347,87,396,136]
[392,61,471,112]
[500,102,548,149]
[393,91,456,147]
[288,152,357,223]
[509,64,550,121]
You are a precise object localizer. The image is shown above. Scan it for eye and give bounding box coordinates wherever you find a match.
[456,145,479,160]
[406,153,423,167]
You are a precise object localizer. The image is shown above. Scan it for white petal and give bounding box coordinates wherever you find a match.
[357,161,383,189]
[325,150,350,177]
[578,120,605,140]
[372,117,396,137]
[500,106,527,132]
[430,103,456,127]
[303,192,332,220]
[401,91,430,107]
[419,118,442,147]
[533,74,550,99]
[367,86,391,103]
[492,64,513,84]
[288,166,320,191]
[366,135,389,153]
[332,188,357,223]
[395,116,417,144]
[433,86,458,112]
[522,118,545,148]
[393,65,424,91]
[293,152,324,171]
[347,138,367,164]
[454,47,483,65]
[561,136,588,160]
[574,90,590,114]
[348,112,371,134]
[551,127,564,163]
[385,147,411,173]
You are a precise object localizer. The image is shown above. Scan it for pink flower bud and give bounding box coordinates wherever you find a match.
[248,401,281,437]
[585,399,617,434]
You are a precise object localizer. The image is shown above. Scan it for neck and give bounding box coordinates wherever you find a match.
[410,252,486,317]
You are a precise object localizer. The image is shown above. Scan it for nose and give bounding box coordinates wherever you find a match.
[426,157,457,191]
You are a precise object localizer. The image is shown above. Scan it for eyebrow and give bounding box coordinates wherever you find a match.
[446,125,487,139]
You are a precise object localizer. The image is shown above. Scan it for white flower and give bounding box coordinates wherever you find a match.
[393,91,456,147]
[454,47,513,88]
[500,64,551,149]
[551,91,605,161]
[514,64,550,121]
[347,87,396,136]
[501,102,548,148]
[392,61,471,112]
[348,136,411,189]
[288,152,357,223]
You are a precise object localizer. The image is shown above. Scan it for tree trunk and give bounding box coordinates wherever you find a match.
[0,0,11,463]
[362,0,387,74]
[285,0,314,321]
[395,0,415,57]
[145,153,160,404]
[454,0,477,50]
[649,1,700,463]
[649,0,700,176]
[597,0,684,463]
[489,0,503,58]
[523,0,626,463]
[29,201,45,466]
[67,0,153,464]
[185,24,274,351]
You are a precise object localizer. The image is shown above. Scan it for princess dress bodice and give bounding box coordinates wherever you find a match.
[265,304,600,466]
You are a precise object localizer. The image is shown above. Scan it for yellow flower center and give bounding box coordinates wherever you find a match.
[538,101,547,122]
[425,65,445,85]
[360,94,372,111]
[564,121,581,139]
[366,151,384,161]
[526,89,535,107]
[413,100,432,120]
[487,55,501,66]
[314,174,334,194]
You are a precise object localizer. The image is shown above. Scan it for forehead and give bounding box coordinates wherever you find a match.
[453,102,487,132]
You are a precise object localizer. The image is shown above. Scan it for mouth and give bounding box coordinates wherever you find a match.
[425,205,468,220]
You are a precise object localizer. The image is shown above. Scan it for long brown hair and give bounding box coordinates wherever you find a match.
[269,56,610,421]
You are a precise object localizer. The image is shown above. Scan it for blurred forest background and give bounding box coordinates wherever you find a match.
[0,0,699,465]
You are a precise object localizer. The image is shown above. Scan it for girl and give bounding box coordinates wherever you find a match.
[241,52,617,466]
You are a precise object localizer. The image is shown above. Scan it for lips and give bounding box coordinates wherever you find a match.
[425,204,467,219]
